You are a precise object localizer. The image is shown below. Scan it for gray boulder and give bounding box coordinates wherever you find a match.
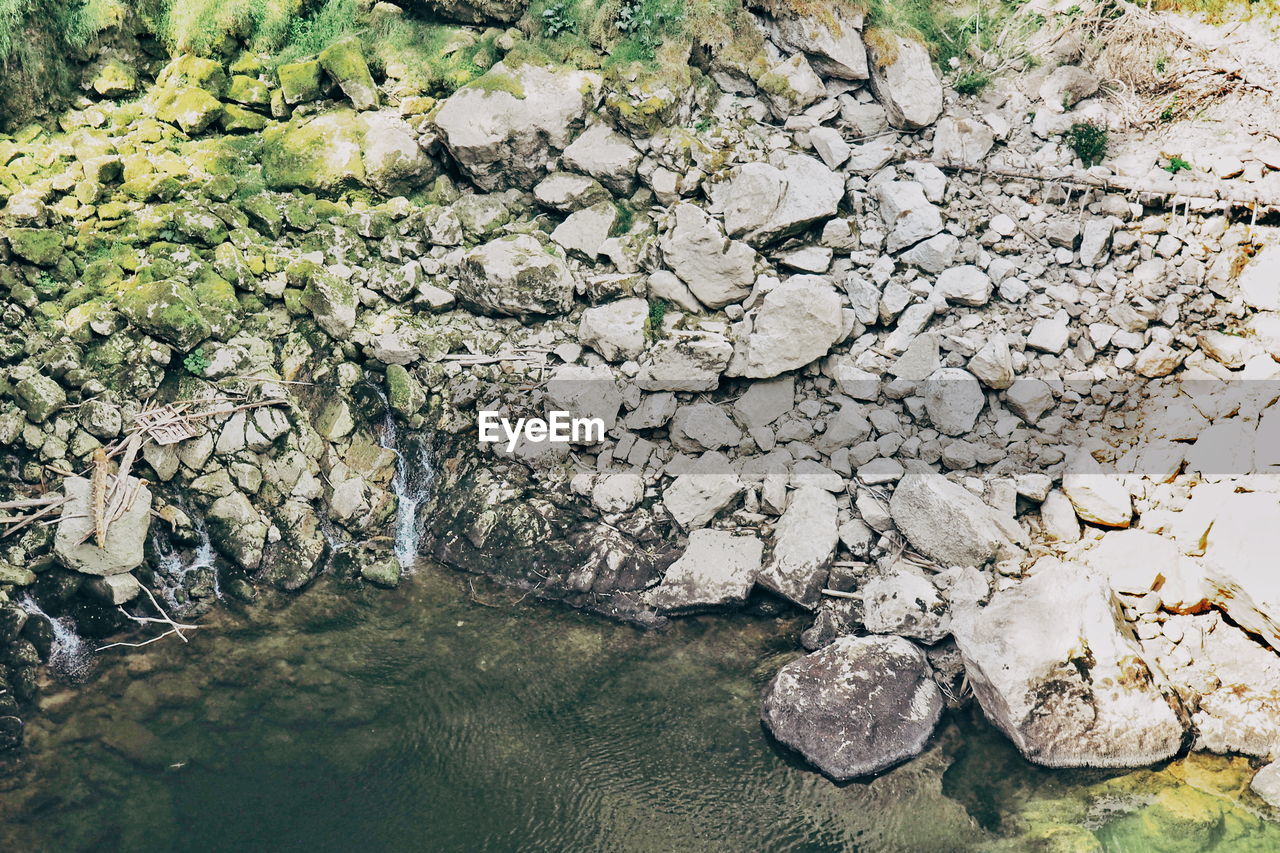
[889,472,1005,568]
[728,275,844,379]
[455,234,576,318]
[756,485,838,608]
[875,180,943,253]
[54,476,152,576]
[578,297,648,362]
[635,332,733,392]
[717,153,843,247]
[660,203,757,308]
[866,32,943,129]
[645,529,763,614]
[922,367,985,435]
[761,635,944,780]
[561,123,641,194]
[952,568,1189,767]
[760,2,868,79]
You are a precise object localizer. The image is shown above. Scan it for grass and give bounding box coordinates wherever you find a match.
[1065,121,1108,167]
[954,70,990,95]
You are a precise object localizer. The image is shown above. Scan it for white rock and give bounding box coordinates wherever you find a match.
[968,333,1014,389]
[1039,65,1100,112]
[807,126,850,169]
[550,201,616,259]
[662,451,744,530]
[577,297,648,362]
[1005,379,1055,424]
[660,203,757,308]
[591,472,644,514]
[866,32,943,129]
[645,529,764,613]
[889,471,1005,567]
[875,181,944,253]
[561,123,641,194]
[763,4,869,80]
[932,117,995,167]
[718,153,843,246]
[756,485,838,608]
[922,367,985,435]
[936,264,992,306]
[728,275,844,378]
[1040,490,1081,542]
[1062,455,1132,527]
[1026,318,1070,354]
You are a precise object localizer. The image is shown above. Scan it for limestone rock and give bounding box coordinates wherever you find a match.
[54,477,152,576]
[890,472,1005,568]
[875,181,943,253]
[635,332,733,392]
[645,529,763,613]
[551,201,616,259]
[1039,65,1100,112]
[319,37,379,110]
[1239,245,1280,311]
[578,297,648,362]
[952,569,1188,767]
[662,452,744,529]
[866,32,943,129]
[1062,456,1132,527]
[863,569,950,643]
[968,333,1014,389]
[561,123,641,195]
[761,3,868,80]
[936,264,992,307]
[757,54,826,116]
[301,269,358,340]
[454,234,576,318]
[15,374,65,423]
[728,275,844,379]
[756,485,838,608]
[660,203,757,308]
[717,153,843,247]
[932,117,995,167]
[922,368,985,435]
[761,635,943,780]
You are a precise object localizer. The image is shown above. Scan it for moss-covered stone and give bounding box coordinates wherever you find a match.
[156,54,228,97]
[14,374,66,423]
[119,172,181,202]
[221,103,270,134]
[261,110,366,193]
[92,61,138,99]
[386,364,424,417]
[172,205,230,246]
[278,60,326,105]
[301,268,357,340]
[319,37,379,111]
[6,228,63,266]
[191,270,244,339]
[155,87,225,134]
[227,74,271,107]
[117,278,213,351]
[242,194,284,237]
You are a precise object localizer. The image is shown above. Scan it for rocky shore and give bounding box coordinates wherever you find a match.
[3,0,1280,814]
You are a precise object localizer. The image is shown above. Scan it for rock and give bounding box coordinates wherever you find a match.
[874,181,943,253]
[932,117,995,167]
[1196,493,1280,652]
[301,269,357,340]
[922,367,984,435]
[762,3,868,79]
[645,529,763,613]
[360,110,437,195]
[54,476,152,576]
[92,60,137,98]
[1039,65,1100,112]
[156,54,226,95]
[154,87,223,133]
[85,573,142,605]
[386,364,424,417]
[15,374,65,423]
[756,485,838,608]
[1079,217,1115,267]
[890,472,1005,567]
[863,569,950,643]
[899,233,958,273]
[207,491,268,570]
[936,264,992,307]
[866,31,943,129]
[578,297,648,362]
[360,553,402,588]
[118,279,213,352]
[728,275,844,379]
[533,172,612,212]
[1079,529,1178,595]
[319,36,379,110]
[551,201,616,259]
[1005,378,1055,424]
[662,452,744,529]
[263,109,434,195]
[227,74,270,107]
[968,333,1014,389]
[660,203,757,308]
[545,363,623,433]
[952,569,1188,767]
[1026,318,1069,354]
[407,0,527,24]
[734,376,794,428]
[670,403,743,452]
[635,332,733,392]
[717,153,843,247]
[1239,245,1280,311]
[591,473,644,514]
[434,62,601,191]
[646,270,702,313]
[1135,342,1182,378]
[760,635,943,780]
[561,123,641,194]
[1062,455,1132,527]
[278,59,326,104]
[454,234,576,318]
[757,54,825,116]
[807,126,850,170]
[5,227,62,266]
[1040,490,1082,542]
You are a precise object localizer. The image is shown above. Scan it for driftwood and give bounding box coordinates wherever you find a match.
[95,584,200,652]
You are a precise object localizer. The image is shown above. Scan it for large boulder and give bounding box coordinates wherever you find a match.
[645,529,763,614]
[561,123,641,195]
[866,31,943,129]
[1191,491,1280,652]
[117,279,213,352]
[727,275,844,379]
[659,203,757,308]
[716,153,843,247]
[54,476,152,576]
[434,62,602,191]
[758,1,868,80]
[952,568,1189,767]
[889,472,1005,568]
[761,635,943,780]
[318,36,379,110]
[263,110,434,196]
[756,485,838,608]
[454,234,576,318]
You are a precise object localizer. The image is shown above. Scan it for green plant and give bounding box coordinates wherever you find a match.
[611,201,635,237]
[183,347,210,376]
[542,0,577,37]
[953,70,990,96]
[1064,121,1108,167]
[1164,155,1192,174]
[1159,97,1179,122]
[644,297,667,340]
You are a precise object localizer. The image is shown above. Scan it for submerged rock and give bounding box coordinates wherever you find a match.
[952,568,1189,768]
[761,635,943,780]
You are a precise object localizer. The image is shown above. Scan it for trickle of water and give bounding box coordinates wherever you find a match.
[376,391,435,571]
[18,594,92,681]
[151,510,220,608]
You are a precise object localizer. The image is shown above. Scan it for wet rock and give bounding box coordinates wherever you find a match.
[756,485,838,608]
[207,491,268,571]
[660,203,757,308]
[434,62,601,191]
[761,635,944,780]
[54,476,152,576]
[645,529,763,613]
[889,472,1005,568]
[85,572,142,604]
[952,568,1188,768]
[454,234,576,318]
[728,275,843,379]
[866,32,943,129]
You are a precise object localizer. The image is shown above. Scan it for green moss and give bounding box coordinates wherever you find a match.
[469,70,527,99]
[6,227,63,266]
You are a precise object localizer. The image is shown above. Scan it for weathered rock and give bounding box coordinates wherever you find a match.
[1039,65,1100,112]
[5,227,62,266]
[434,62,601,191]
[263,110,433,195]
[662,452,744,529]
[952,568,1188,767]
[578,297,648,362]
[406,0,527,24]
[15,374,65,423]
[561,123,641,194]
[153,87,223,133]
[936,264,992,306]
[863,569,950,643]
[551,201,616,259]
[874,181,943,253]
[760,2,868,79]
[118,279,212,351]
[645,529,763,613]
[85,573,142,605]
[968,333,1014,389]
[932,117,995,167]
[54,477,152,576]
[757,53,825,116]
[1078,529,1178,595]
[533,172,612,212]
[760,635,943,780]
[319,36,379,110]
[301,269,358,340]
[454,234,576,318]
[923,368,985,435]
[660,203,757,308]
[756,485,838,608]
[890,472,1005,568]
[1239,245,1280,311]
[635,332,733,392]
[591,472,644,514]
[728,275,844,379]
[1005,378,1055,424]
[670,402,743,451]
[717,153,843,246]
[278,59,326,104]
[207,491,268,571]
[866,32,943,129]
[1062,455,1132,527]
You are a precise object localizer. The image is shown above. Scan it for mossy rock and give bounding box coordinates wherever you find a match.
[117,278,213,352]
[227,74,271,107]
[319,37,380,111]
[242,194,284,238]
[191,270,244,340]
[6,228,63,266]
[14,374,66,423]
[221,104,270,134]
[172,205,229,247]
[154,87,225,134]
[261,110,366,193]
[91,60,138,99]
[119,172,181,202]
[386,364,424,417]
[157,54,228,97]
[278,60,326,105]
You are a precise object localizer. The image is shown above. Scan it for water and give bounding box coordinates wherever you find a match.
[151,512,219,609]
[17,594,92,682]
[3,567,1279,853]
[377,404,434,569]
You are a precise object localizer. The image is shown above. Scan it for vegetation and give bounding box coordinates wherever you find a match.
[183,347,210,376]
[1065,121,1109,167]
[953,70,991,96]
[644,298,667,341]
[1164,155,1192,174]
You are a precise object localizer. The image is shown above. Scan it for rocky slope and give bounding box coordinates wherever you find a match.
[3,0,1280,806]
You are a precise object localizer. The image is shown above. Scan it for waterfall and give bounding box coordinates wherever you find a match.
[374,390,435,570]
[151,507,220,608]
[18,594,92,681]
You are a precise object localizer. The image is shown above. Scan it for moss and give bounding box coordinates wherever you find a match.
[277,59,326,104]
[115,277,213,351]
[469,70,527,99]
[6,227,63,266]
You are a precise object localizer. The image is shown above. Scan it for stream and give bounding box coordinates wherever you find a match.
[3,561,1280,852]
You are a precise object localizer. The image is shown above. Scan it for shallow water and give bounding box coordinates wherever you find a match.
[3,565,1279,853]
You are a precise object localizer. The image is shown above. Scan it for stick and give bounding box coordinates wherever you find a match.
[821,589,860,599]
